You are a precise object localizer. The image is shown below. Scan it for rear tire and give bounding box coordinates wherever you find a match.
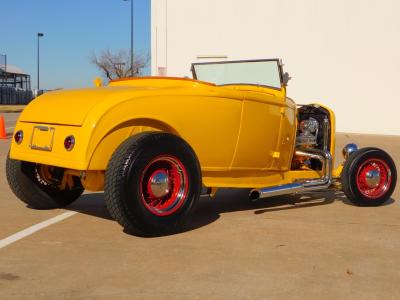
[104,132,202,235]
[341,147,397,206]
[6,156,84,209]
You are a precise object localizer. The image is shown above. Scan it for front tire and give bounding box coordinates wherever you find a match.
[104,132,202,235]
[341,147,397,206]
[6,156,84,209]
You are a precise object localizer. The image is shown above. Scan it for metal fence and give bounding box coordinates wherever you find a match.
[0,87,33,104]
[0,54,34,104]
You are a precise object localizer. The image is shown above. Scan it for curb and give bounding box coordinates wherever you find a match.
[0,106,26,113]
[0,110,24,113]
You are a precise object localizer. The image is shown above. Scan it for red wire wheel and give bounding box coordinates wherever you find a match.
[342,147,397,206]
[356,158,392,199]
[105,132,201,235]
[140,155,189,216]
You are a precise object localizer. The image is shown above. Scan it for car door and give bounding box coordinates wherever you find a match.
[230,86,286,170]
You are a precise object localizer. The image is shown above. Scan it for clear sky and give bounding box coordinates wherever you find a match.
[1,0,150,90]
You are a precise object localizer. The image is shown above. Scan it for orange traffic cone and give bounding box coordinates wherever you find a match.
[0,115,7,139]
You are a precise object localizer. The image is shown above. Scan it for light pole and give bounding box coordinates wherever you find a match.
[37,32,44,91]
[123,0,134,76]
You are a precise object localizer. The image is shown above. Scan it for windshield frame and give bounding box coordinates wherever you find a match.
[191,59,284,90]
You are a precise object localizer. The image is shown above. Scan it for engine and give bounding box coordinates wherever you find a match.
[296,117,319,147]
[292,105,331,170]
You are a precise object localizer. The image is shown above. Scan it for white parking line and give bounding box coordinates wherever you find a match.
[0,211,78,249]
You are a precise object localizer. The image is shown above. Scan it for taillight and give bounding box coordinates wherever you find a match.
[64,135,75,151]
[14,130,23,144]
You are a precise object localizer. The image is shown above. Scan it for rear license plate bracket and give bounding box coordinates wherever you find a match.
[30,126,55,151]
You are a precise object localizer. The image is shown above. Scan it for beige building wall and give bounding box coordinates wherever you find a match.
[151,0,400,135]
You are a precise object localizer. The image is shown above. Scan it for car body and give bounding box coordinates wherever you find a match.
[7,59,397,234]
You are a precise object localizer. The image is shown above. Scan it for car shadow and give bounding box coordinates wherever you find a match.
[66,189,395,237]
[67,193,113,220]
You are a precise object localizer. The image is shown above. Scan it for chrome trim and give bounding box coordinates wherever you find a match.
[249,148,333,201]
[322,117,329,152]
[342,143,359,160]
[149,171,170,198]
[250,182,304,200]
[365,169,381,188]
[30,126,55,151]
[35,126,50,131]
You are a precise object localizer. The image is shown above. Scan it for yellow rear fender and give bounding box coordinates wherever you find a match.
[83,96,183,171]
[87,117,179,170]
[82,93,242,171]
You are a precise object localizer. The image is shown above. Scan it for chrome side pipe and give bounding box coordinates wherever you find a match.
[249,148,333,201]
[250,118,333,201]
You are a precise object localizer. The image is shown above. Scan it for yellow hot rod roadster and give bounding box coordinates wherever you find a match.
[6,59,397,234]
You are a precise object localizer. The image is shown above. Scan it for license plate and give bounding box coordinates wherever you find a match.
[30,126,55,151]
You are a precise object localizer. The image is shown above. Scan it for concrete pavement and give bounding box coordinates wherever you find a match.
[0,113,399,299]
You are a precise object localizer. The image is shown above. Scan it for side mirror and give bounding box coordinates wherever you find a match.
[282,72,291,87]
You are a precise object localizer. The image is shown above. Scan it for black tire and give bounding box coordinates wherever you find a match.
[104,132,202,235]
[6,156,84,209]
[341,147,397,206]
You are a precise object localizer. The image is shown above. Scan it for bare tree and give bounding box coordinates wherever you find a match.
[90,49,148,81]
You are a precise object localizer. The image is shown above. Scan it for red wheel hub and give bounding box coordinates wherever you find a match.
[356,158,392,199]
[140,155,189,216]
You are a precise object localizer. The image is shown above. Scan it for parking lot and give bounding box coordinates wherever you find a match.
[0,112,399,299]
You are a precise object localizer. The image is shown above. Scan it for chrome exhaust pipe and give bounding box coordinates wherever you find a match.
[250,119,332,201]
[250,148,332,201]
[249,182,304,201]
